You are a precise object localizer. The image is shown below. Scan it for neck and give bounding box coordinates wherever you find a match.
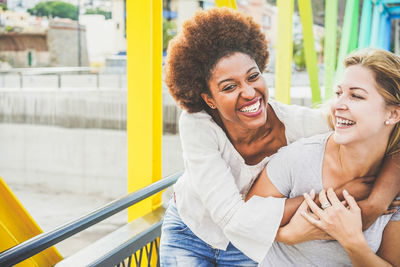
[331,136,388,179]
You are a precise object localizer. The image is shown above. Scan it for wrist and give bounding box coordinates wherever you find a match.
[341,233,369,254]
[359,198,387,217]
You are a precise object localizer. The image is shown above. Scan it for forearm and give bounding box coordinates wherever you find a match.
[342,235,392,267]
[280,196,304,226]
[361,152,400,228]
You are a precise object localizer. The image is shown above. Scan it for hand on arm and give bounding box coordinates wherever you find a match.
[302,188,394,267]
[358,152,400,229]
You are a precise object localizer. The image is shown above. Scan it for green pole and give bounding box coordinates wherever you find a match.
[336,0,359,83]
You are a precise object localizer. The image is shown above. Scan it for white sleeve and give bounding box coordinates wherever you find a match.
[179,113,285,262]
[271,101,332,143]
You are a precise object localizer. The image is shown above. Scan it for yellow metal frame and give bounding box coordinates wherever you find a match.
[0,177,63,266]
[215,0,237,8]
[127,0,163,223]
[275,0,294,104]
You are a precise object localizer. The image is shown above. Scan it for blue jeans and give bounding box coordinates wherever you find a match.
[159,200,257,267]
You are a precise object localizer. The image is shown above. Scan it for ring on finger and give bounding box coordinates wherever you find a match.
[321,202,332,210]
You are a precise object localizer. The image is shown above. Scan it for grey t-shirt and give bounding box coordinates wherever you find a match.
[259,133,400,267]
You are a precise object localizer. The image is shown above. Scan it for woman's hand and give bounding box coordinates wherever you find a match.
[301,188,365,249]
[276,189,333,245]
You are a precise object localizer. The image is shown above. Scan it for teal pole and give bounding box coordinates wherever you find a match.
[358,0,373,48]
[370,2,382,47]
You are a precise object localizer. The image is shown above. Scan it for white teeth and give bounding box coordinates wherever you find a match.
[240,100,260,113]
[336,117,355,127]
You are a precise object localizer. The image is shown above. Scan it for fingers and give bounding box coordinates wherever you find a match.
[383,208,399,215]
[309,189,316,200]
[303,192,324,218]
[390,199,400,208]
[319,189,330,208]
[326,188,342,206]
[343,189,359,211]
[301,210,322,228]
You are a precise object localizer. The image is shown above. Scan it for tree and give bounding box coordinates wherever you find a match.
[85,7,111,20]
[163,18,176,51]
[28,1,78,20]
[0,3,7,11]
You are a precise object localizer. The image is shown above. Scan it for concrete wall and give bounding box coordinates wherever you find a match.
[0,50,50,67]
[0,90,127,130]
[47,20,89,67]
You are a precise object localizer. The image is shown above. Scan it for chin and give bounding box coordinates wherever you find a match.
[333,133,353,145]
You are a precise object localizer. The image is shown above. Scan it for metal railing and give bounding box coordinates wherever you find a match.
[0,172,181,266]
[0,67,126,89]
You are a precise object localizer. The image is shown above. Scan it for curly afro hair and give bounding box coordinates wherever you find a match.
[165,7,269,113]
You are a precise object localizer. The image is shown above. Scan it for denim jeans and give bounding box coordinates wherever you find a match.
[159,200,257,267]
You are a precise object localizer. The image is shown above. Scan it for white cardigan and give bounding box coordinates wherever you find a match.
[173,99,331,262]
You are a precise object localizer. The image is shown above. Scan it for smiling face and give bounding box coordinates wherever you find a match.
[201,52,268,130]
[331,65,392,145]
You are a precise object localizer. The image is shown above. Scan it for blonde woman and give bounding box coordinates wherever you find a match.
[249,48,400,266]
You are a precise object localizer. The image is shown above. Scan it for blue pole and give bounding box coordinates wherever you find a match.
[383,16,391,50]
[370,2,382,47]
[378,10,389,49]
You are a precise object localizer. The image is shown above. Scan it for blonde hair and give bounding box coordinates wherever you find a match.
[343,48,400,156]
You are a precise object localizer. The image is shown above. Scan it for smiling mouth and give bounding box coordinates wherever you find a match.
[239,98,261,113]
[336,117,356,128]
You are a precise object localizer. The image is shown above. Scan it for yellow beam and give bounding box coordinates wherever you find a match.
[275,0,294,104]
[215,0,237,9]
[0,177,63,266]
[127,0,163,222]
[298,0,321,105]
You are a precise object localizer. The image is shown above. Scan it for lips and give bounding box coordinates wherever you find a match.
[238,97,263,117]
[335,116,356,128]
[239,97,261,110]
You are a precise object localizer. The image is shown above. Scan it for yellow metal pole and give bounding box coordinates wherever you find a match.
[127,0,163,222]
[275,0,294,104]
[215,0,237,9]
[152,0,163,211]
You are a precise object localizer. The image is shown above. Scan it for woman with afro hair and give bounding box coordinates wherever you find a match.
[159,7,400,266]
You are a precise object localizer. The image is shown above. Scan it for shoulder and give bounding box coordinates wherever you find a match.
[179,110,216,133]
[179,110,225,148]
[270,133,330,165]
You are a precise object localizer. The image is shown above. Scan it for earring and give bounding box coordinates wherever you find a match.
[209,104,215,109]
[385,120,390,125]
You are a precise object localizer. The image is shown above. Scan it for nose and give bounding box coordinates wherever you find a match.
[333,94,348,111]
[241,83,256,99]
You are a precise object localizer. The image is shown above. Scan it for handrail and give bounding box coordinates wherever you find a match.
[0,172,182,266]
[0,67,100,75]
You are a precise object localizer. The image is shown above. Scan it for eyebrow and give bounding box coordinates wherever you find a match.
[337,85,368,93]
[217,66,258,87]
